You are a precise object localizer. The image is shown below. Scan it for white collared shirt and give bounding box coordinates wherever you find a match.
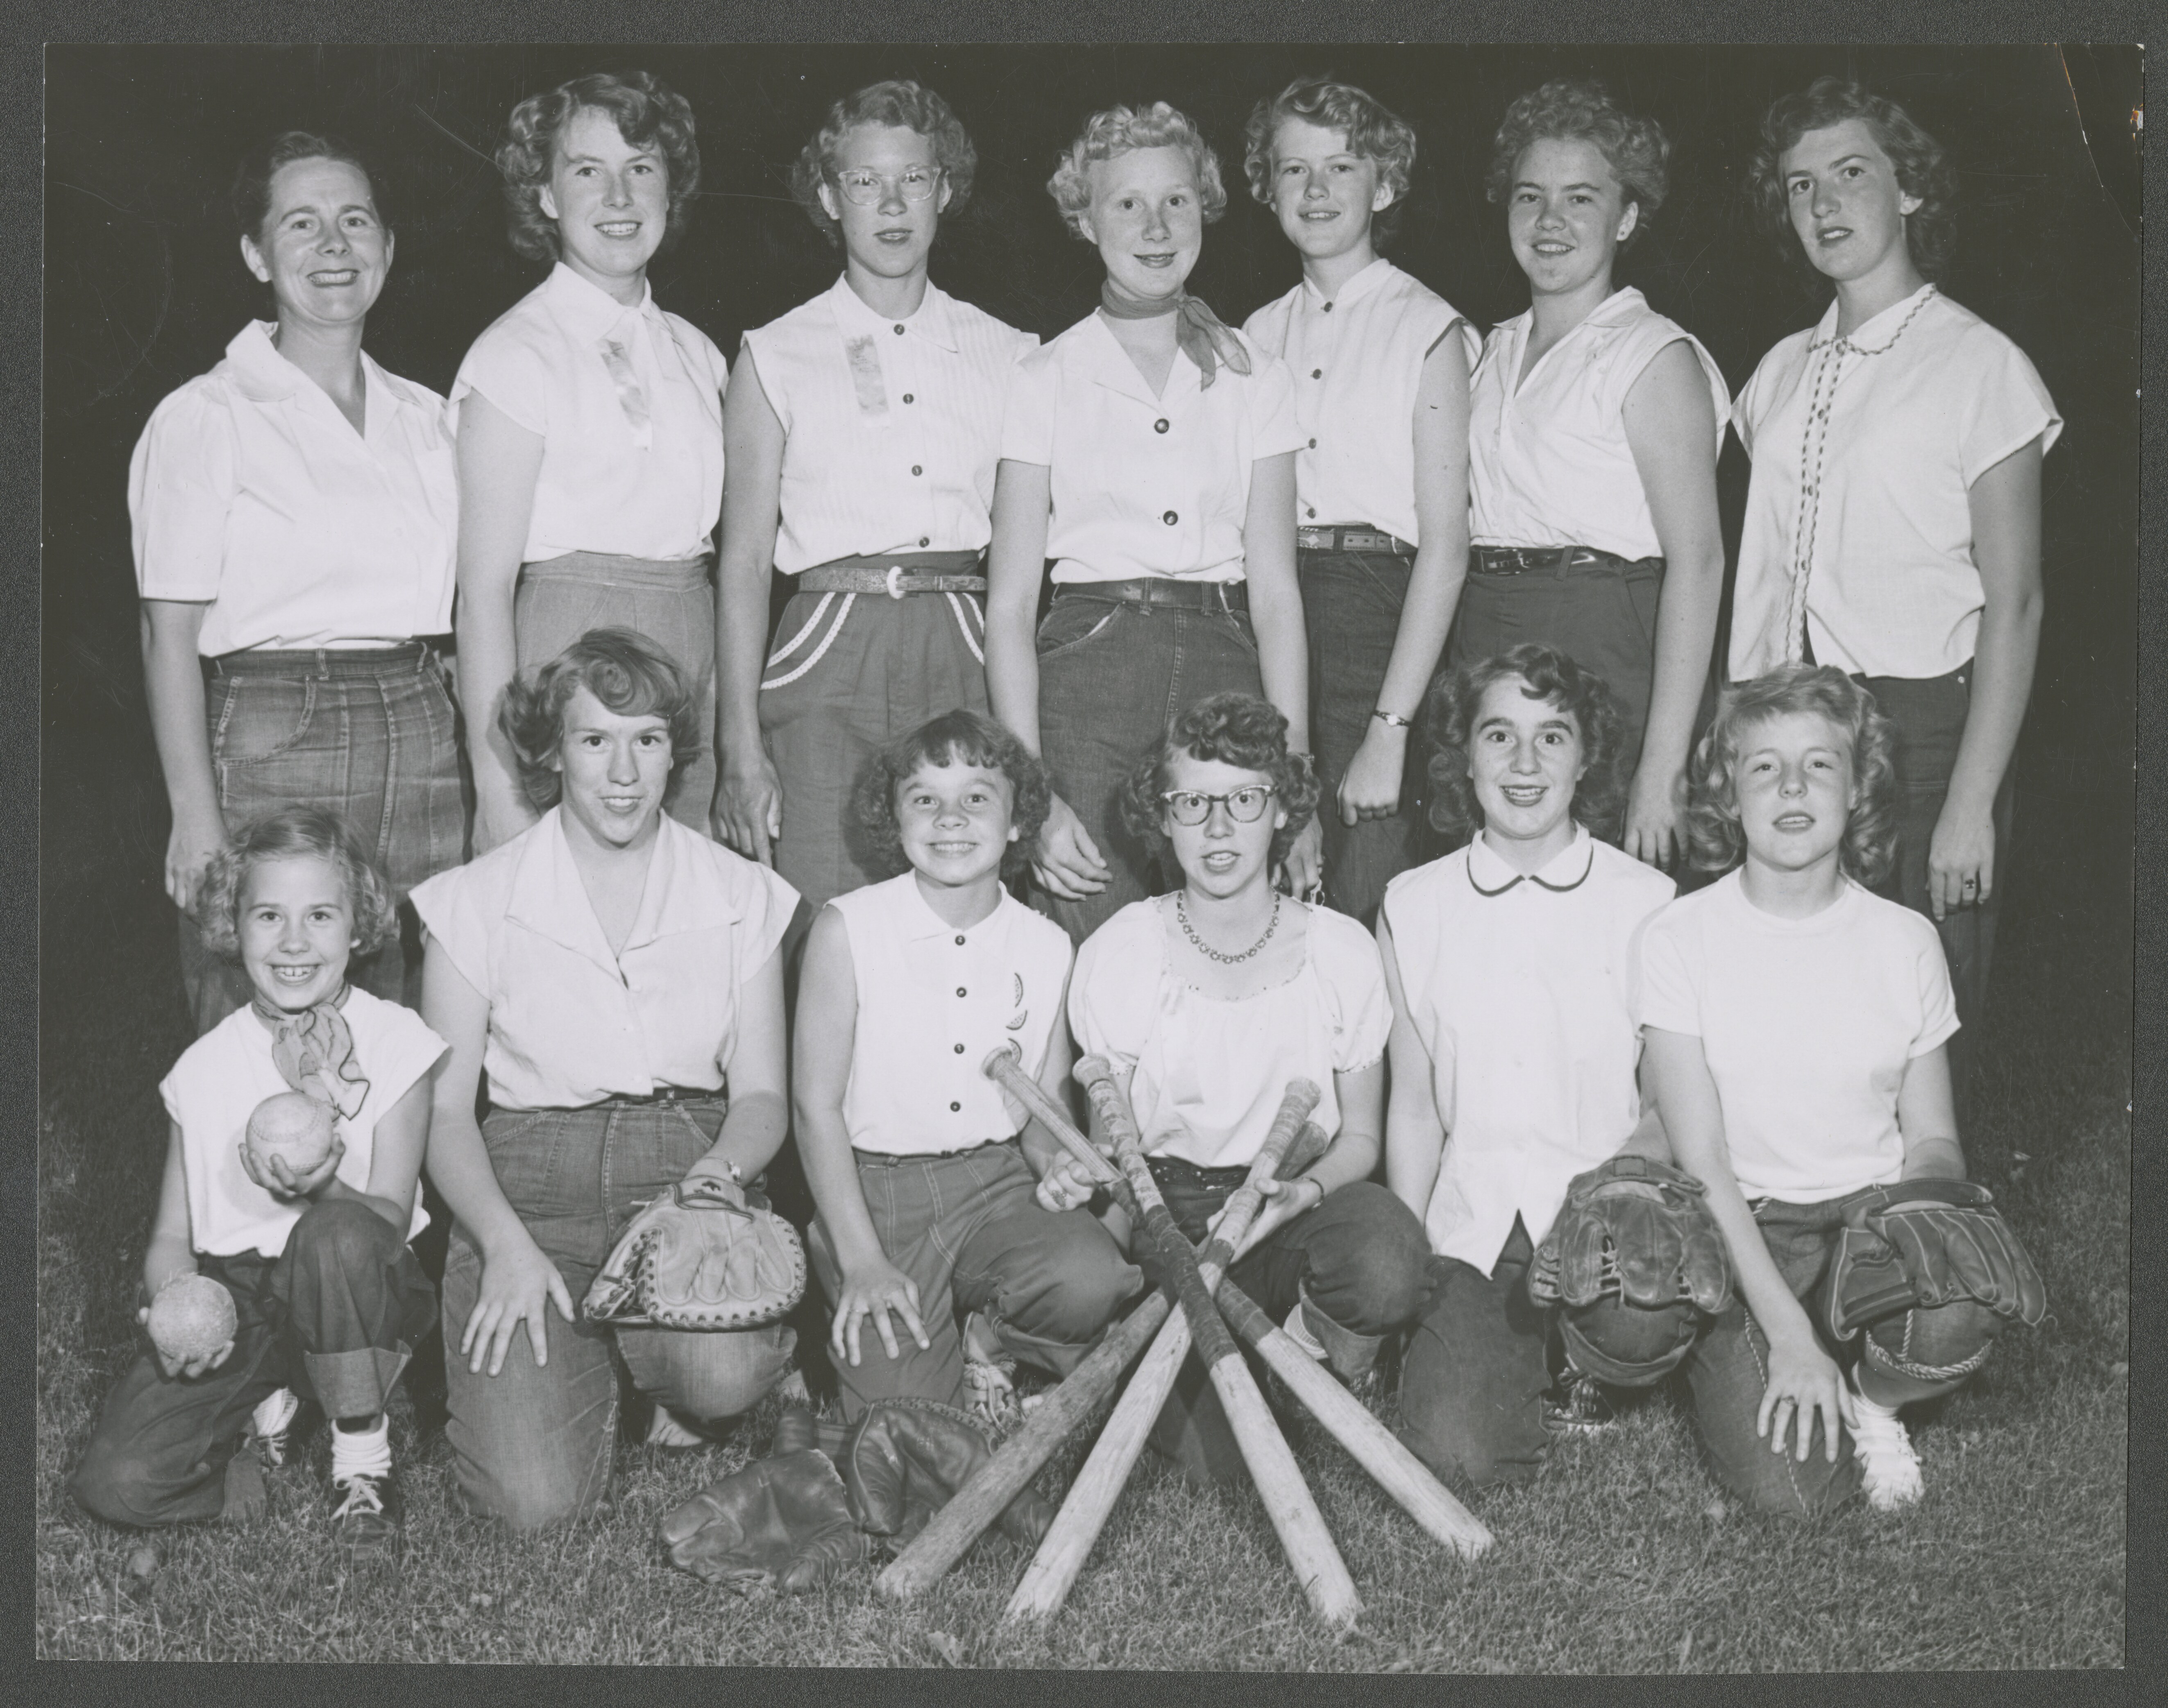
[451,263,729,564]
[1382,827,1676,1275]
[1467,287,1729,561]
[741,276,1036,575]
[1242,258,1478,546]
[163,988,444,1257]
[1637,871,1959,1204]
[410,808,798,1111]
[1728,285,2062,681]
[129,321,458,655]
[1002,310,1304,584]
[828,872,1074,1155]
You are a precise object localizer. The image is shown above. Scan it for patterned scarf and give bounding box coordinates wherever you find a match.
[1098,281,1251,390]
[252,986,370,1121]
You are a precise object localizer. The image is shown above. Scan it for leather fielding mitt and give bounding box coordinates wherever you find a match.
[1826,1178,2047,1341]
[1530,1154,1733,1316]
[585,1175,806,1331]
[841,1396,1055,1551]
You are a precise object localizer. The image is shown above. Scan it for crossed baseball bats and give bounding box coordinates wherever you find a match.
[873,1044,1491,1624]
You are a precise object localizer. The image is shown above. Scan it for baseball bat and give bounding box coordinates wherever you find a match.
[1006,1095,1323,1622]
[1072,1056,1361,1627]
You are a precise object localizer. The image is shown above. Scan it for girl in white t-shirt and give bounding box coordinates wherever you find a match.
[794,709,1141,1428]
[1641,665,2009,1517]
[70,807,444,1555]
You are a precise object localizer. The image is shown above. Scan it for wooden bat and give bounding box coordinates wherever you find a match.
[1072,1054,1361,1627]
[1006,1092,1324,1623]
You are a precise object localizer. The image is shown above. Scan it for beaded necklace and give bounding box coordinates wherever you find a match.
[1175,889,1281,964]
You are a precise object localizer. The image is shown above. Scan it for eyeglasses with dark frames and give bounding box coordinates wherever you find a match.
[1158,784,1278,826]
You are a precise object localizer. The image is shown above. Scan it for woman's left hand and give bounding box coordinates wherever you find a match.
[1622,763,1689,870]
[1279,817,1325,902]
[240,1132,347,1202]
[1928,800,1996,921]
[1337,726,1409,826]
[1034,1154,1099,1215]
[1215,1173,1321,1250]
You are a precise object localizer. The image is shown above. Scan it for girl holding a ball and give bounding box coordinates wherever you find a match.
[70,806,445,1555]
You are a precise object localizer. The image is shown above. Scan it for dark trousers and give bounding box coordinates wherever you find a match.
[1299,548,1432,928]
[70,1201,435,1529]
[1137,1165,1431,1487]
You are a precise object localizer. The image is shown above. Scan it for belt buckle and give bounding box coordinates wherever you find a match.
[884,564,907,600]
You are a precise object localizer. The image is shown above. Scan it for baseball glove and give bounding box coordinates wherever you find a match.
[584,1174,806,1330]
[1826,1178,2047,1341]
[659,1442,869,1595]
[840,1397,1055,1552]
[1529,1154,1732,1316]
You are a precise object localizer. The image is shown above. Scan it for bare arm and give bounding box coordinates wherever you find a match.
[1338,332,1472,827]
[1242,450,1320,895]
[714,350,787,863]
[1930,439,2045,920]
[1621,342,1726,870]
[138,1121,235,1380]
[1895,1045,1967,1182]
[454,393,547,854]
[140,599,224,912]
[1379,915,1447,1223]
[696,941,791,1185]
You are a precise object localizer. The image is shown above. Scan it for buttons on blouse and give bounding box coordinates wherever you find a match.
[912,464,923,477]
[920,537,931,547]
[893,324,906,336]
[1163,510,1179,526]
[1310,368,1323,379]
[950,1101,962,1112]
[1321,302,1334,314]
[1306,506,1318,518]
[953,1043,966,1054]
[954,935,966,946]
[903,392,915,404]
[956,987,968,998]
[1308,438,1318,449]
[1154,418,1170,434]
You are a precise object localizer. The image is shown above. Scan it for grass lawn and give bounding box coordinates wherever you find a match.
[34,729,2128,1669]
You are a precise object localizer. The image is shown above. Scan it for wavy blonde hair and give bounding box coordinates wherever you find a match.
[1047,101,1227,240]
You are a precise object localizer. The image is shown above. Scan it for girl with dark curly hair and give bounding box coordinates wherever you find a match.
[1239,77,1479,927]
[412,629,799,1529]
[1641,664,1997,1519]
[1381,646,1678,1488]
[1728,79,2059,1103]
[71,805,444,1555]
[135,131,463,1033]
[453,71,731,856]
[714,80,1036,921]
[986,102,1321,949]
[791,709,1141,1428]
[1459,78,1729,875]
[1066,692,1431,1486]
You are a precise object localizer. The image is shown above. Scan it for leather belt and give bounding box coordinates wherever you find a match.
[1055,577,1248,614]
[206,639,444,680]
[1469,544,1665,577]
[799,566,987,597]
[590,1086,728,1108]
[1299,526,1414,556]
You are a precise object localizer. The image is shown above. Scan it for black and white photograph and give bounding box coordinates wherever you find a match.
[36,34,2138,1672]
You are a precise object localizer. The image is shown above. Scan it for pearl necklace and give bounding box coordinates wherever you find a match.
[1176,889,1280,963]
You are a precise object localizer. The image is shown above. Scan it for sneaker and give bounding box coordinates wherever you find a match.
[1280,1300,1329,1362]
[963,1355,1022,1438]
[329,1469,400,1555]
[645,1407,710,1454]
[1541,1368,1618,1436]
[251,1387,302,1468]
[1848,1387,1923,1511]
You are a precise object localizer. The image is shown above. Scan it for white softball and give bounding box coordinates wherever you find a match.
[245,1090,336,1176]
[147,1273,237,1364]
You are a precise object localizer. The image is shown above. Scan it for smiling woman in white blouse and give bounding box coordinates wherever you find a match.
[1458,79,1728,871]
[454,71,730,854]
[134,131,463,1032]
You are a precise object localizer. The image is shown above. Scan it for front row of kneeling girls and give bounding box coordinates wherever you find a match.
[73,624,2035,1552]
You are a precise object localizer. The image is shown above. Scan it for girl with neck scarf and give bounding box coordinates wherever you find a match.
[984,100,1322,946]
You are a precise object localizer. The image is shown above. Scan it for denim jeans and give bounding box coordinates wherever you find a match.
[440,1098,794,1531]
[1397,1217,1555,1490]
[805,1139,1143,1420]
[1299,548,1433,927]
[1449,556,1663,765]
[516,552,718,837]
[71,1200,435,1529]
[1034,589,1265,945]
[181,643,466,1033]
[1138,1167,1432,1487]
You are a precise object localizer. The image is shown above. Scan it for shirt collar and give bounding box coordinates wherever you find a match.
[896,873,1007,942]
[1466,822,1595,896]
[503,808,737,971]
[1300,256,1393,313]
[222,319,414,435]
[1809,281,1939,354]
[1080,307,1200,406]
[827,272,960,353]
[543,259,658,340]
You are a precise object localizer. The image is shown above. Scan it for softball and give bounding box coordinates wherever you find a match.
[245,1090,336,1176]
[147,1273,236,1364]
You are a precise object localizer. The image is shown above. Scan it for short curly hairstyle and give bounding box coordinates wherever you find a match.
[787,79,977,249]
[499,627,704,811]
[233,130,381,246]
[1423,645,1630,852]
[495,71,701,265]
[1243,77,1418,250]
[195,804,399,965]
[1685,664,1898,886]
[1047,101,1229,242]
[1746,77,1957,285]
[1118,693,1321,877]
[854,709,1051,882]
[1485,78,1669,249]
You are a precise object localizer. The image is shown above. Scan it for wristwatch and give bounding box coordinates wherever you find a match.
[1370,708,1413,729]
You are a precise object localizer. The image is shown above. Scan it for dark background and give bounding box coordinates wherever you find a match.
[41,40,2138,869]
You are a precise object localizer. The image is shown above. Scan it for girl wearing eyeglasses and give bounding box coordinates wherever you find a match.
[1058,692,1432,1487]
[713,80,1037,920]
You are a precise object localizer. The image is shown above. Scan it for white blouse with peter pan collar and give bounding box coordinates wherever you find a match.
[1001,310,1304,584]
[451,261,729,565]
[129,320,458,656]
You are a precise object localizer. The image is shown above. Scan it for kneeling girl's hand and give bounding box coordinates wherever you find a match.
[240,1132,347,1203]
[831,1259,930,1369]
[463,1230,575,1377]
[1758,1329,1855,1463]
[1034,1154,1098,1214]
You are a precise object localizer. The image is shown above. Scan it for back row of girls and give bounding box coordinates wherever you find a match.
[132,67,2057,1087]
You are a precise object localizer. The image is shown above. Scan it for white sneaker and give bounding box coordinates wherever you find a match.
[251,1387,301,1468]
[1848,1385,1924,1511]
[1281,1300,1328,1362]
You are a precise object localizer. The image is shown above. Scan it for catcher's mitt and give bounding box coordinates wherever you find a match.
[1826,1178,2047,1341]
[1529,1154,1732,1316]
[584,1174,805,1330]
